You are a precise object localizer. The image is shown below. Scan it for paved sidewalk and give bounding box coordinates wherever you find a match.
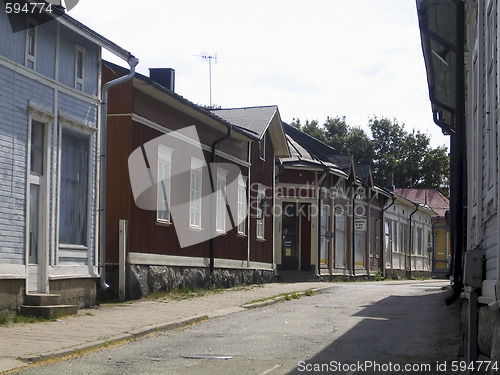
[0,282,332,373]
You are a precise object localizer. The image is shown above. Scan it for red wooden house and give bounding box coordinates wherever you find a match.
[275,123,389,279]
[102,62,288,299]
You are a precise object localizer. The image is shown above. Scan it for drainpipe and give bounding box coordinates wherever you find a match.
[408,203,419,280]
[208,126,233,275]
[99,57,139,290]
[317,169,328,276]
[446,0,466,308]
[431,217,439,274]
[381,196,396,278]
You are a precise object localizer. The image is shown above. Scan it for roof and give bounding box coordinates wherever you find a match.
[211,106,289,157]
[281,123,353,174]
[417,0,457,134]
[103,61,260,143]
[23,1,136,62]
[395,188,449,217]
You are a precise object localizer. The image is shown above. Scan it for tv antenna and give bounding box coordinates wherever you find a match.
[196,52,218,107]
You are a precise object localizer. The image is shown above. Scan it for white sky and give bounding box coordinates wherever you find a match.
[70,0,449,149]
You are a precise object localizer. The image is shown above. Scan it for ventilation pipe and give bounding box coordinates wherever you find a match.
[99,57,139,290]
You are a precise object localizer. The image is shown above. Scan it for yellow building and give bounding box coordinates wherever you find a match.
[396,189,450,278]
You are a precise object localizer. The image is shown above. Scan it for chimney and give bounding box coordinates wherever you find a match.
[149,68,175,92]
[386,173,395,192]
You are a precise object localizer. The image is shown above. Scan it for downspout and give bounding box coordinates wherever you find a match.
[431,217,440,274]
[99,57,139,290]
[381,196,396,279]
[352,190,356,277]
[409,203,419,280]
[209,126,233,275]
[446,0,466,307]
[317,168,329,276]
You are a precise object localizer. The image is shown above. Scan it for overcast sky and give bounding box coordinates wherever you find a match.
[70,0,449,149]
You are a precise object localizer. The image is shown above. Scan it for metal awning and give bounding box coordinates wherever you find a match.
[417,0,458,134]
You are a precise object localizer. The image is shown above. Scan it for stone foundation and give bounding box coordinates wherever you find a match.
[49,278,97,308]
[0,279,24,313]
[124,265,275,300]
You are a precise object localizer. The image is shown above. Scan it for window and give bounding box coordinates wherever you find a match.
[384,220,393,253]
[417,228,423,255]
[259,136,266,160]
[256,186,266,239]
[237,176,247,235]
[28,120,46,264]
[25,18,37,69]
[215,168,228,233]
[189,158,204,229]
[75,45,85,91]
[335,210,346,267]
[156,146,172,223]
[59,129,89,246]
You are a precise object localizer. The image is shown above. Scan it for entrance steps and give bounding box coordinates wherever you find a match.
[20,293,78,319]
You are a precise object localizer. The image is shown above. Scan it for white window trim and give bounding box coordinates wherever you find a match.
[256,185,266,240]
[215,168,228,233]
[259,136,266,161]
[189,157,204,229]
[25,17,38,69]
[74,44,86,91]
[157,145,173,224]
[57,122,94,253]
[237,176,247,236]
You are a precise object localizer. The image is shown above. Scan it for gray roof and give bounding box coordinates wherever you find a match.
[211,106,289,157]
[211,106,279,139]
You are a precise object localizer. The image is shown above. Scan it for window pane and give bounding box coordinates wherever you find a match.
[157,160,170,221]
[30,120,44,175]
[59,130,89,245]
[76,50,84,79]
[29,184,40,264]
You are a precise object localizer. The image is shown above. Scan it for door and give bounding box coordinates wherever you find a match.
[28,120,46,293]
[281,203,299,270]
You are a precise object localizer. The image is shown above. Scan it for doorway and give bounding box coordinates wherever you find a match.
[281,203,299,270]
[27,119,47,293]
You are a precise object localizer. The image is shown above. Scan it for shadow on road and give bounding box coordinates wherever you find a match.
[288,289,461,374]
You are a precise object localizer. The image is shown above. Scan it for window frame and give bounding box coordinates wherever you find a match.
[156,145,173,225]
[74,45,86,91]
[256,185,266,240]
[25,17,38,69]
[189,158,204,230]
[215,168,228,233]
[237,175,247,236]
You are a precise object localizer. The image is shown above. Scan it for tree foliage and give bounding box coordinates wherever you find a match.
[290,115,450,196]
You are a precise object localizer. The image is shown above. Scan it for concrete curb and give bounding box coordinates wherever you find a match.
[16,315,210,365]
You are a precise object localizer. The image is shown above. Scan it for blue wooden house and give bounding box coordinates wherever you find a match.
[0,3,135,312]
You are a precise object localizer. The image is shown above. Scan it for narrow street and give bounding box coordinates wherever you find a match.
[10,281,461,375]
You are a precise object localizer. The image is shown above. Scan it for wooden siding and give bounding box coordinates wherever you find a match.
[0,16,101,270]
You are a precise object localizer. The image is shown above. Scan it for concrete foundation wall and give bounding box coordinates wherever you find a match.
[477,305,500,362]
[49,278,97,308]
[0,280,24,313]
[121,265,275,300]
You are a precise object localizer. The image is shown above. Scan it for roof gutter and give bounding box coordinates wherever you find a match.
[99,57,139,290]
[209,126,233,275]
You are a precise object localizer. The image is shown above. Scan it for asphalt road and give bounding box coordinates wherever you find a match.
[11,281,461,375]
